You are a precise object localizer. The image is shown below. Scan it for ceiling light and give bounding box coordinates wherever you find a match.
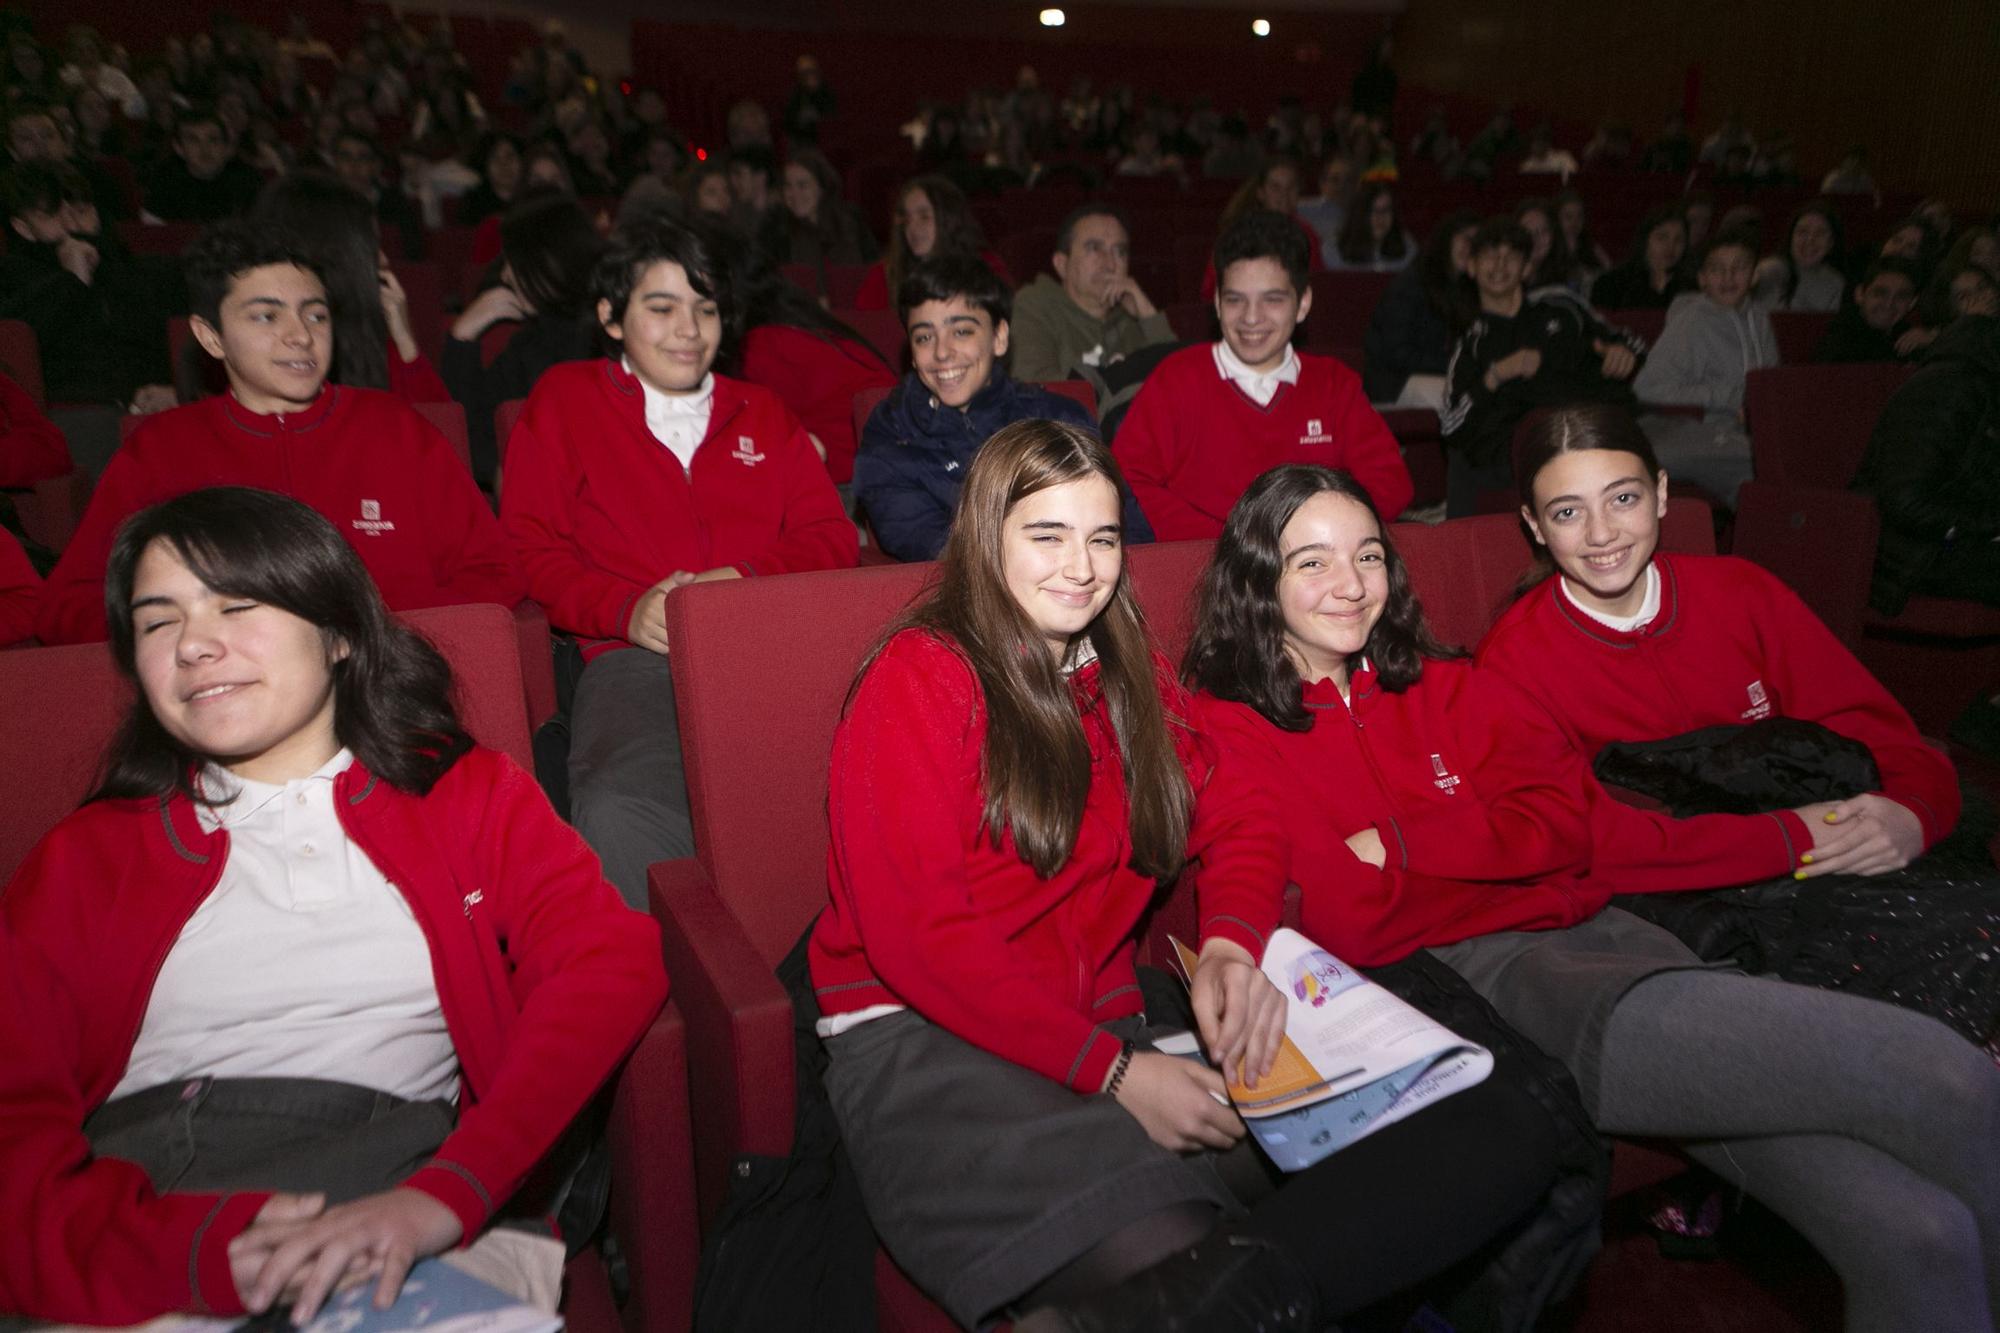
[1252,18,1272,36]
[1040,8,1066,26]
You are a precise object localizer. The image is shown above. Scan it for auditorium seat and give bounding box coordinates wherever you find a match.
[388,261,449,364]
[0,602,697,1333]
[1306,270,1396,350]
[1731,480,1879,647]
[1163,300,1216,343]
[0,320,44,406]
[115,220,201,257]
[1769,310,1834,365]
[1743,363,1914,486]
[834,306,911,370]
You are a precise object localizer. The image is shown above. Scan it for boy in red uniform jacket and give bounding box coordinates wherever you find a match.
[1114,210,1413,538]
[502,214,856,903]
[35,222,523,645]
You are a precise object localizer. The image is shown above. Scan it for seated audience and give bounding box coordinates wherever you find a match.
[453,131,524,227]
[1854,310,2000,615]
[1329,182,1416,272]
[1639,110,1694,173]
[0,486,665,1326]
[854,255,1139,560]
[1752,201,1846,312]
[726,144,779,239]
[37,222,523,645]
[853,174,1008,311]
[1197,157,1327,299]
[1294,155,1353,252]
[1631,230,1776,506]
[761,145,878,271]
[500,214,856,904]
[1878,217,1943,289]
[5,101,128,223]
[1517,123,1578,177]
[252,173,451,406]
[1590,206,1692,311]
[812,421,1560,1333]
[1010,202,1176,383]
[1552,189,1610,292]
[442,191,604,485]
[732,240,897,487]
[56,24,145,118]
[1513,197,1566,291]
[683,161,733,219]
[329,129,425,259]
[0,526,39,646]
[1812,258,1924,363]
[1116,211,1412,537]
[562,118,621,199]
[1440,217,1643,515]
[141,104,261,223]
[1680,191,1716,253]
[1,164,181,411]
[1362,207,1480,405]
[1821,146,1878,199]
[0,369,69,488]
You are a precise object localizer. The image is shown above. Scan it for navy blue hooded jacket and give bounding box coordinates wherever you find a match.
[854,369,1154,562]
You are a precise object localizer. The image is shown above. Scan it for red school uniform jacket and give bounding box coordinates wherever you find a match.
[1478,554,1961,890]
[1113,344,1414,541]
[35,386,525,646]
[808,630,1279,1092]
[0,748,667,1326]
[0,369,70,489]
[0,527,40,647]
[501,359,858,656]
[739,323,897,485]
[1192,658,1606,969]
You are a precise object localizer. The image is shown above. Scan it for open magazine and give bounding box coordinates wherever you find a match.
[41,1258,560,1333]
[1166,928,1491,1172]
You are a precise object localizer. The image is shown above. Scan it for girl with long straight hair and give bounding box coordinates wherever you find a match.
[853,173,1008,311]
[807,422,1559,1333]
[1190,460,2000,1333]
[0,486,665,1328]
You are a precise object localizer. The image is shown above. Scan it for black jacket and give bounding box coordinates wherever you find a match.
[1811,304,1914,365]
[1589,262,1690,312]
[441,313,600,482]
[1362,264,1453,403]
[1852,316,2000,613]
[0,233,183,404]
[1441,289,1645,467]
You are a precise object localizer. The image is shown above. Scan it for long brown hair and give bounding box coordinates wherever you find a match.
[863,420,1190,880]
[883,174,987,304]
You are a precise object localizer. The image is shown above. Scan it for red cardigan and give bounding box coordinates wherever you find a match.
[0,747,667,1325]
[0,370,69,488]
[1478,555,1960,888]
[738,324,896,484]
[0,527,39,647]
[808,630,1278,1092]
[36,386,525,646]
[501,359,857,655]
[1192,659,1605,968]
[1112,344,1414,539]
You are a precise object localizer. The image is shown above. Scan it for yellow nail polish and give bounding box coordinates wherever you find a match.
[1800,853,1814,864]
[1794,869,1808,880]
[1824,812,1839,823]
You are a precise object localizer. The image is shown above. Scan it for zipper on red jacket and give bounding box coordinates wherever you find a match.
[120,820,228,1092]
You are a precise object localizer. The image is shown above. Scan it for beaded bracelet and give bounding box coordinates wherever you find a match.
[1104,1040,1137,1097]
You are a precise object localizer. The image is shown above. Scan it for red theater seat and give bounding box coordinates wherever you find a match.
[1306,270,1396,350]
[0,320,44,406]
[1744,363,1915,487]
[1769,311,1834,365]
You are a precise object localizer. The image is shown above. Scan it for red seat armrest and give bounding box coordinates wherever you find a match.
[607,1003,699,1333]
[511,599,558,732]
[648,857,798,1226]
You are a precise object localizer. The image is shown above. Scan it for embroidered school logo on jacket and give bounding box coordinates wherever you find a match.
[1299,417,1333,445]
[1430,753,1463,795]
[731,436,766,466]
[352,499,396,536]
[1741,679,1772,721]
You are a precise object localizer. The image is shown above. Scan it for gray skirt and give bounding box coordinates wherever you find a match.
[822,1009,1270,1328]
[1429,907,1727,1111]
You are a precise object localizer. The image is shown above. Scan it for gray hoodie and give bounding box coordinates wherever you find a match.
[1633,290,1779,421]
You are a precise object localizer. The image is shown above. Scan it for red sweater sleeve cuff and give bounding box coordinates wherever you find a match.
[1768,808,1811,870]
[1880,791,1947,848]
[402,1160,493,1244]
[192,1191,271,1315]
[1198,913,1270,962]
[1070,1026,1125,1093]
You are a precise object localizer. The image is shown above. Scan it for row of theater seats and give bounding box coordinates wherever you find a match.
[0,505,1719,1331]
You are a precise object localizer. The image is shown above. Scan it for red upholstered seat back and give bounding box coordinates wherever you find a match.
[0,320,44,406]
[0,603,533,885]
[1745,363,1915,487]
[412,400,473,476]
[1305,270,1396,349]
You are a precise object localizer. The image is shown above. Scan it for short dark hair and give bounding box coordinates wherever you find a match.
[727,144,777,185]
[176,102,227,138]
[501,189,604,320]
[1471,216,1533,259]
[1183,464,1463,729]
[896,254,1011,329]
[1696,227,1758,267]
[1055,201,1129,256]
[95,487,473,805]
[183,219,323,326]
[331,127,377,160]
[1858,255,1921,290]
[1215,209,1309,295]
[593,211,737,342]
[3,161,86,219]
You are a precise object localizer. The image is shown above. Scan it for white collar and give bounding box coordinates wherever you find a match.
[197,747,354,831]
[1562,563,1662,633]
[1211,339,1300,402]
[625,356,714,415]
[1061,638,1100,677]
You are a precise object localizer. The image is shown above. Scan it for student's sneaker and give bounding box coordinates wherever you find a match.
[1014,1232,1319,1333]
